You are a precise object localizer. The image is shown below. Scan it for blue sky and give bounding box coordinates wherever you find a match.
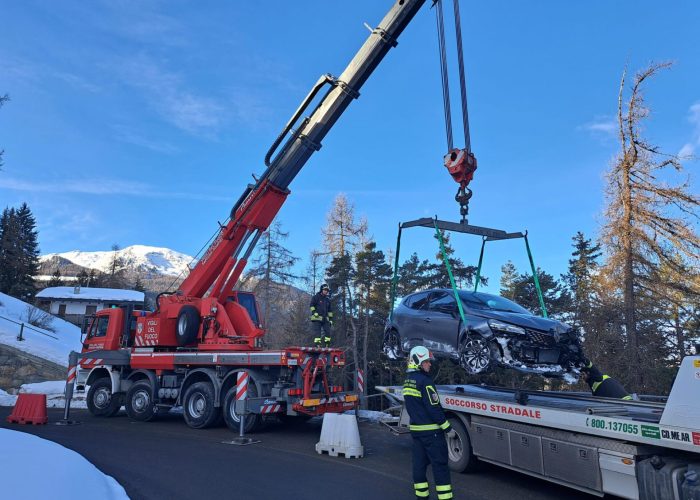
[1,0,698,293]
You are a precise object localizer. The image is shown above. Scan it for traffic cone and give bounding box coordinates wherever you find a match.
[6,393,49,425]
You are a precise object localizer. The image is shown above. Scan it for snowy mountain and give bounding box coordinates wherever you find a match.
[40,245,195,278]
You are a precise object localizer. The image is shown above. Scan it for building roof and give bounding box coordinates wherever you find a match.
[36,286,144,302]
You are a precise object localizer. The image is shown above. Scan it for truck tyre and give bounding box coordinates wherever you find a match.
[447,417,478,473]
[87,378,122,417]
[222,379,261,433]
[126,380,158,422]
[176,306,200,346]
[183,381,219,429]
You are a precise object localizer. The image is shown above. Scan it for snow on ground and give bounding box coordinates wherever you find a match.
[344,409,394,422]
[0,428,129,500]
[0,292,82,366]
[0,381,87,408]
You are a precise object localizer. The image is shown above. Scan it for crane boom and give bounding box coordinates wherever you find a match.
[180,0,428,300]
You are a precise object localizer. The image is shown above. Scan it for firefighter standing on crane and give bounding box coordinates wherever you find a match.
[403,346,455,500]
[310,283,333,346]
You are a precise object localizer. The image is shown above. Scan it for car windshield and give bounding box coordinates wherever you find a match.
[458,291,531,315]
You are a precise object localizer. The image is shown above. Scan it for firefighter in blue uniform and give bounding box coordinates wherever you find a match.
[310,283,333,346]
[581,359,632,399]
[403,346,455,499]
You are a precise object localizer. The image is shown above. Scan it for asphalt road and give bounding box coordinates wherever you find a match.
[1,407,598,500]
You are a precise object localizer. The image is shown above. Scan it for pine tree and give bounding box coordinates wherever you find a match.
[562,232,601,329]
[601,62,700,388]
[133,275,146,292]
[425,231,480,289]
[103,244,128,288]
[244,221,299,345]
[499,261,518,300]
[499,263,570,319]
[354,241,392,404]
[396,253,432,297]
[47,268,63,287]
[0,203,40,299]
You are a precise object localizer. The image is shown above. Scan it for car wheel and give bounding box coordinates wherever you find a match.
[447,417,478,473]
[382,329,402,360]
[459,335,494,374]
[87,378,122,417]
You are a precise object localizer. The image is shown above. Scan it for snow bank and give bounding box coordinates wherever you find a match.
[0,292,82,366]
[0,428,129,500]
[0,381,87,409]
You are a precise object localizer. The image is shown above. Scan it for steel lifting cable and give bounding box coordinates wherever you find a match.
[434,0,471,152]
[451,0,471,152]
[435,0,453,151]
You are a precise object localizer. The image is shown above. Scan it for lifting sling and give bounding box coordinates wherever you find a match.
[388,217,549,320]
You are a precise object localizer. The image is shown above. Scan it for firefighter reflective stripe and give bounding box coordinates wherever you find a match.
[328,311,334,318]
[426,385,440,405]
[592,374,610,393]
[622,395,633,400]
[410,423,440,431]
[403,387,422,398]
[439,420,450,430]
[414,482,429,498]
[436,484,453,499]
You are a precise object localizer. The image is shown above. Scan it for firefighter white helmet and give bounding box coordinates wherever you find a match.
[410,346,434,366]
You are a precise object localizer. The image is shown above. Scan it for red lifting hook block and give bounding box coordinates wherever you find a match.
[444,148,477,187]
[6,393,49,425]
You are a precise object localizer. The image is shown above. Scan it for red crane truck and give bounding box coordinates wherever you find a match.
[72,0,465,432]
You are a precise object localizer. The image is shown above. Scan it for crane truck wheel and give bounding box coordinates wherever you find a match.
[222,379,261,433]
[447,416,478,473]
[87,378,122,417]
[176,306,200,346]
[125,380,159,422]
[182,381,220,429]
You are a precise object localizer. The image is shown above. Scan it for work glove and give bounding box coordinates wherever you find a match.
[446,428,457,440]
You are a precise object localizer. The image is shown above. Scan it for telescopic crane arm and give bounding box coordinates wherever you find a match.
[179,0,429,300]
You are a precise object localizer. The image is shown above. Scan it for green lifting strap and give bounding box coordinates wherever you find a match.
[524,233,548,318]
[473,236,486,292]
[434,221,467,326]
[389,225,402,321]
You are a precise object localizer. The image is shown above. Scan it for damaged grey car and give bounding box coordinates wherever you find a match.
[383,288,584,378]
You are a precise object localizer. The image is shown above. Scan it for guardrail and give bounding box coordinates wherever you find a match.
[0,314,59,341]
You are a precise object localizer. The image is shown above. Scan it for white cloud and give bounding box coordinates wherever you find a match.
[0,176,230,201]
[579,117,617,137]
[112,124,179,154]
[116,55,225,136]
[679,101,700,158]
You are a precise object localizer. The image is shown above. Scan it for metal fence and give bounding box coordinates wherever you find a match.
[0,314,59,341]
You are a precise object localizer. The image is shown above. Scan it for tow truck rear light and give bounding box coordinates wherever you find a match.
[345,394,358,402]
[288,388,303,396]
[302,398,321,407]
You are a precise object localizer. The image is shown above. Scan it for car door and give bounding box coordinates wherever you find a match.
[397,291,431,346]
[424,291,460,353]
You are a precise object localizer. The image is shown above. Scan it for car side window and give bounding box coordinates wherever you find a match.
[428,292,456,312]
[408,292,430,310]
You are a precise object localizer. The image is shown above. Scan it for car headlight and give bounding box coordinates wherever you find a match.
[488,320,526,335]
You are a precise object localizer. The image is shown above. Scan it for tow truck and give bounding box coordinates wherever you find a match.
[71,0,455,432]
[379,355,700,499]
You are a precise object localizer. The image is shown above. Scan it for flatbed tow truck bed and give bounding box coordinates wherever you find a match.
[378,355,700,499]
